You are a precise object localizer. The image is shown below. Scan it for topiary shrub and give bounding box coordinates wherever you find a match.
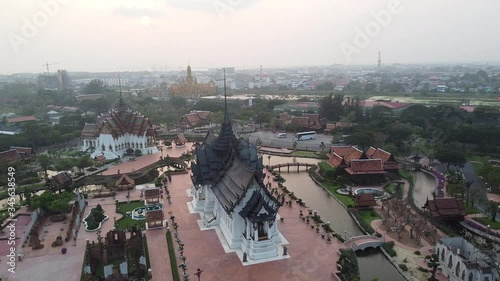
[399,264,408,271]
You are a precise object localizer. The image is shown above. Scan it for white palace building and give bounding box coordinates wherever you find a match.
[81,98,157,159]
[189,91,288,264]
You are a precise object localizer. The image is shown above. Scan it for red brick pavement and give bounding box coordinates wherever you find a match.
[102,143,193,175]
[148,172,345,281]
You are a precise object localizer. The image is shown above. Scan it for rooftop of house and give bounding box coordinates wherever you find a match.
[424,197,465,217]
[6,115,38,123]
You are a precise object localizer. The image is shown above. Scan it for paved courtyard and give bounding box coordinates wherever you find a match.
[147,171,345,281]
[1,142,347,281]
[102,142,193,175]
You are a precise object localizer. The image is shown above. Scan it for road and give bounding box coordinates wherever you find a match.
[243,130,333,152]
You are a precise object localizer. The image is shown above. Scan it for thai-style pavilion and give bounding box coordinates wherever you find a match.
[114,174,135,191]
[81,96,157,159]
[190,73,286,262]
[327,146,399,184]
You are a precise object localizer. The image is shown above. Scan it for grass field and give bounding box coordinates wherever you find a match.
[115,200,145,230]
[384,183,400,195]
[473,217,500,230]
[290,150,326,159]
[322,181,355,207]
[358,209,382,225]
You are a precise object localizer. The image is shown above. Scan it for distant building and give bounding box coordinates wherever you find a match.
[435,237,498,281]
[47,110,61,125]
[80,97,157,159]
[37,69,71,91]
[169,65,216,98]
[324,122,356,134]
[76,94,104,102]
[6,115,38,124]
[179,110,211,131]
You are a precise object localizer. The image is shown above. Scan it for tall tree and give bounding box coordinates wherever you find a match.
[435,148,466,169]
[84,79,106,95]
[37,154,51,179]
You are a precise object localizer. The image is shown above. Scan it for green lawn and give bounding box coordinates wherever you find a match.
[384,183,399,195]
[473,217,500,230]
[115,201,145,230]
[358,209,382,225]
[290,150,326,159]
[322,181,355,207]
[465,205,481,215]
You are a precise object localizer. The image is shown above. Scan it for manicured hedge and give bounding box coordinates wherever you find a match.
[166,230,181,281]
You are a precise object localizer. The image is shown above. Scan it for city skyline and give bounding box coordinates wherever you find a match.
[2,0,500,74]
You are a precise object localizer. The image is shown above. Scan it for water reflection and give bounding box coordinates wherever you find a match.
[357,248,406,281]
[263,154,405,281]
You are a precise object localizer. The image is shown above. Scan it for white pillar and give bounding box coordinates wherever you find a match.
[254,223,258,242]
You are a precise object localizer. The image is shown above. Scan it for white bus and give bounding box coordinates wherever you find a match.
[295,131,317,141]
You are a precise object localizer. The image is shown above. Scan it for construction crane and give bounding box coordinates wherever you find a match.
[42,62,58,75]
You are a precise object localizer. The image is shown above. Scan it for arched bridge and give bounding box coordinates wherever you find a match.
[268,163,316,172]
[344,235,384,252]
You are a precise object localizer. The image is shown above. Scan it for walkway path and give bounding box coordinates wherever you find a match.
[102,143,192,175]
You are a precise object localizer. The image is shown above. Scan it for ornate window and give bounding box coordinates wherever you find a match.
[441,248,445,261]
[455,262,460,277]
[448,255,453,269]
[461,270,465,281]
[468,272,473,281]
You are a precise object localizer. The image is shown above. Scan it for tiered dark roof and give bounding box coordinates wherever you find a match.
[239,191,278,222]
[191,76,277,217]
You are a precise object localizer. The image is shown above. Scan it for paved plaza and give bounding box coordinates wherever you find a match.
[1,142,347,281]
[102,142,193,175]
[146,171,345,281]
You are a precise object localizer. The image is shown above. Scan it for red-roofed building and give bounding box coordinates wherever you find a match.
[354,193,376,209]
[10,146,36,160]
[0,149,22,164]
[327,145,399,184]
[290,113,323,130]
[323,122,355,134]
[6,115,38,123]
[179,110,211,130]
[423,197,465,221]
[80,98,157,159]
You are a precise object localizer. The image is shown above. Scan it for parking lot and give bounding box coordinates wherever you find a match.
[243,130,333,152]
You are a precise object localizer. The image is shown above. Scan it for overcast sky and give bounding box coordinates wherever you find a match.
[1,0,500,74]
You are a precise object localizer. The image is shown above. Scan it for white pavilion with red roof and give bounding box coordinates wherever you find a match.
[80,97,157,159]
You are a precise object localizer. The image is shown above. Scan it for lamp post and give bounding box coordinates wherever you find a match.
[268,155,271,166]
[383,231,387,242]
[344,230,347,241]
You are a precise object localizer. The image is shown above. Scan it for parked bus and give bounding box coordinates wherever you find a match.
[295,131,317,141]
[277,133,287,138]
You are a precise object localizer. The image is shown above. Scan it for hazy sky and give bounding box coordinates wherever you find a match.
[1,0,500,74]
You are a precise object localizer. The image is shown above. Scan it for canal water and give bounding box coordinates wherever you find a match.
[263,154,406,281]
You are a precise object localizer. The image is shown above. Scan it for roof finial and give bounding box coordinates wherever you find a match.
[223,69,229,123]
[118,73,126,111]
